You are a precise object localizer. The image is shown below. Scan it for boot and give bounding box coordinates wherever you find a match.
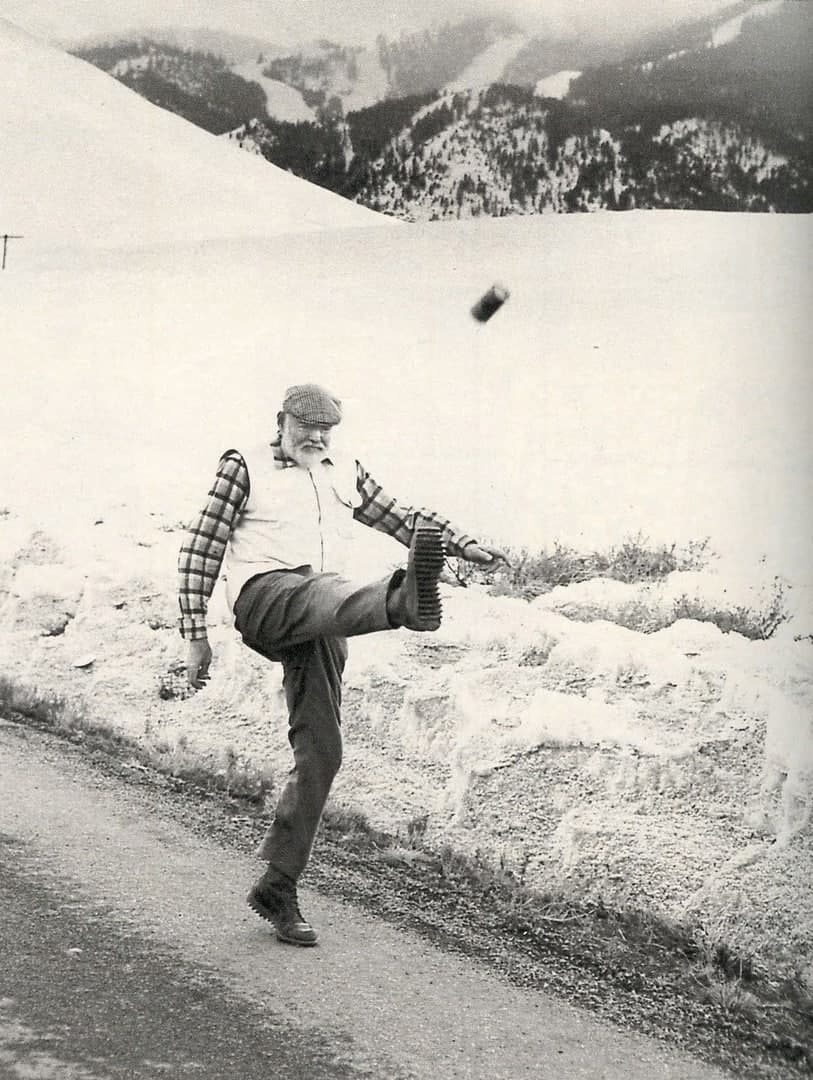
[387,524,445,632]
[247,868,318,947]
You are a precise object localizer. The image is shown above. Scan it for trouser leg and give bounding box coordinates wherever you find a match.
[233,569,399,882]
[234,568,394,660]
[255,634,347,879]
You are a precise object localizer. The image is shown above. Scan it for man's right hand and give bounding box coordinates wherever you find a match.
[187,639,212,690]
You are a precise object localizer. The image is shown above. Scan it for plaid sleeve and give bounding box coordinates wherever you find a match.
[177,450,250,640]
[353,461,476,559]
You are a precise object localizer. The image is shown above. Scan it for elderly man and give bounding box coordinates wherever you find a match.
[178,383,506,946]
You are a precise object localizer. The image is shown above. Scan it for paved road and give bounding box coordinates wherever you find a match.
[0,720,730,1080]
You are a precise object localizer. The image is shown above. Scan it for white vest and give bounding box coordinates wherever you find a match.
[222,443,361,611]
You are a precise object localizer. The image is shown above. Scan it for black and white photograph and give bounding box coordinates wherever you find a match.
[1,2,811,1077]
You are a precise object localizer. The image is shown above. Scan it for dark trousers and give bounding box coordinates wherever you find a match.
[233,567,394,880]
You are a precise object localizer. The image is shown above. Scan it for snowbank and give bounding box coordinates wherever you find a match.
[2,507,810,980]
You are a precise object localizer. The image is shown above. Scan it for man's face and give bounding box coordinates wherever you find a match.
[279,412,334,467]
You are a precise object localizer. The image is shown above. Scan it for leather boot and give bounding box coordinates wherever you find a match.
[247,868,318,947]
[386,524,444,631]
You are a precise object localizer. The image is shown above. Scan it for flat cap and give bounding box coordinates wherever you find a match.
[282,383,342,426]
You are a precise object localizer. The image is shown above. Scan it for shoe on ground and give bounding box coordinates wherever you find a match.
[247,882,319,946]
[389,524,444,631]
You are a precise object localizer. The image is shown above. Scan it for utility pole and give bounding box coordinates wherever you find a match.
[2,234,23,269]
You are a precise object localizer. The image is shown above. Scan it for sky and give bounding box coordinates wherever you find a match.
[2,0,735,48]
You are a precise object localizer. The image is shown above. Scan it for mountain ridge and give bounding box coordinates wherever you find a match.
[70,3,811,217]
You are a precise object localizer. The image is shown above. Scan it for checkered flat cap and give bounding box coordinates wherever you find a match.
[282,383,342,426]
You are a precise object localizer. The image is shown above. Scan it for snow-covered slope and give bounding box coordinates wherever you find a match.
[0,19,386,253]
[444,32,529,91]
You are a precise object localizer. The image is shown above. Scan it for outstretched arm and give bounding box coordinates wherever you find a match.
[178,450,249,686]
[353,462,509,565]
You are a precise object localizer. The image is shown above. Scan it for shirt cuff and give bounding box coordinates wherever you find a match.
[179,616,209,641]
[449,534,478,558]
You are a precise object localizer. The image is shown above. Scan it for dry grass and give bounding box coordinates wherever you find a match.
[450,534,790,641]
[451,534,711,596]
[0,676,273,805]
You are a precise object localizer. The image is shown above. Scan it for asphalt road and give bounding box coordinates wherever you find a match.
[0,719,731,1080]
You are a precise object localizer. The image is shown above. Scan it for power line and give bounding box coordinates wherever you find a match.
[2,234,24,270]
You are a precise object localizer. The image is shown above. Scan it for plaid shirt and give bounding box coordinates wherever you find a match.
[178,445,477,639]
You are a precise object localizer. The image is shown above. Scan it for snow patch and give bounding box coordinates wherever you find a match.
[710,0,785,48]
[534,70,582,100]
[11,564,85,604]
[445,34,529,92]
[340,48,390,112]
[543,617,695,691]
[232,60,316,122]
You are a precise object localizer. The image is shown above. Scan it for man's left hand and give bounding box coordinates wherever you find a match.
[463,543,511,567]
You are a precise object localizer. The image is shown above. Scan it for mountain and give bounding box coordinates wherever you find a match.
[73,16,523,122]
[340,1,811,215]
[339,85,808,218]
[0,19,386,256]
[571,1,811,142]
[226,0,811,218]
[70,25,284,63]
[71,39,271,134]
[126,26,285,65]
[71,3,811,217]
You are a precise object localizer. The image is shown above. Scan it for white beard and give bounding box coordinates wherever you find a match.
[288,444,327,468]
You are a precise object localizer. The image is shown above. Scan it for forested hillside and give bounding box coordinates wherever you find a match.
[75,4,812,216]
[74,41,267,133]
[226,84,809,216]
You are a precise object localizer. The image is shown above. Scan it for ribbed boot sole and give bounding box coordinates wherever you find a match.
[414,525,444,628]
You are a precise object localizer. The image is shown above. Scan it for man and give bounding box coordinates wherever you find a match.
[178,382,507,946]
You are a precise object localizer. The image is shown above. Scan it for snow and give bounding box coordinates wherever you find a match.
[231,59,316,122]
[1,19,812,980]
[534,70,582,99]
[445,33,530,92]
[657,118,789,181]
[339,48,391,113]
[0,18,384,253]
[709,0,785,48]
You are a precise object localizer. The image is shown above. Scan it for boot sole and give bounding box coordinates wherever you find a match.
[247,888,319,947]
[413,525,445,630]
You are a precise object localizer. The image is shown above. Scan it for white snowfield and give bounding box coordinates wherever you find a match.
[1,19,811,983]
